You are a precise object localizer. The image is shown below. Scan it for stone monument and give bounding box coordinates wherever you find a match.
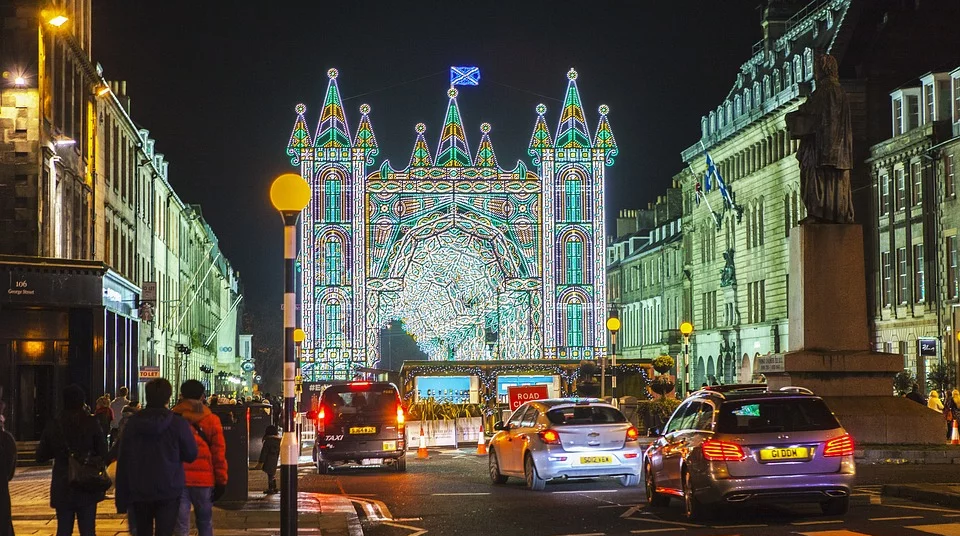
[763,53,942,443]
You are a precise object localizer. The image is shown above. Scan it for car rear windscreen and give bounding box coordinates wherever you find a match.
[321,386,398,421]
[716,398,841,434]
[546,406,626,425]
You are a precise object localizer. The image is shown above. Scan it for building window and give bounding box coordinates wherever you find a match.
[953,76,960,121]
[912,162,923,205]
[325,302,341,346]
[324,176,341,221]
[925,84,935,123]
[566,302,583,347]
[949,236,959,300]
[947,153,956,198]
[566,237,583,284]
[895,168,906,211]
[325,238,342,285]
[907,95,920,131]
[880,173,890,215]
[893,99,903,135]
[564,175,582,221]
[881,251,892,307]
[803,49,814,81]
[914,243,925,303]
[897,247,908,304]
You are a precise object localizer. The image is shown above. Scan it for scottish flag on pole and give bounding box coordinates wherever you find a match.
[705,151,734,208]
[450,66,480,86]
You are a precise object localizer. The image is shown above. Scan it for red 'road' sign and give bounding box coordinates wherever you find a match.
[507,385,549,411]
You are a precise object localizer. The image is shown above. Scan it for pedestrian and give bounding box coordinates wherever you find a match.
[116,378,198,536]
[110,387,131,446]
[257,425,281,495]
[928,390,944,413]
[1,400,16,536]
[945,389,960,441]
[906,383,927,406]
[93,396,114,442]
[171,380,227,536]
[35,385,109,536]
[107,403,140,464]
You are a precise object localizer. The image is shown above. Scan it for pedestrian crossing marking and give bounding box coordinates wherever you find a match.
[791,520,845,526]
[868,516,923,521]
[793,531,872,536]
[629,529,685,534]
[905,524,960,536]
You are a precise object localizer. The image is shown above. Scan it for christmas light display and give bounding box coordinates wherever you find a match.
[285,68,617,381]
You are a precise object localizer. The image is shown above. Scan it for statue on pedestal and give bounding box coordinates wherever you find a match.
[786,53,855,224]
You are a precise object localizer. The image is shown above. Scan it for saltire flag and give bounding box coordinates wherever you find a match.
[705,151,734,208]
[450,66,480,86]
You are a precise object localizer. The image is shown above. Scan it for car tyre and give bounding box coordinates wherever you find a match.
[682,470,712,521]
[820,496,849,516]
[620,473,641,487]
[394,456,407,472]
[645,462,670,507]
[524,454,546,491]
[318,460,331,475]
[489,451,508,484]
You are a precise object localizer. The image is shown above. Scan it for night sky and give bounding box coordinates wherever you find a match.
[90,1,761,370]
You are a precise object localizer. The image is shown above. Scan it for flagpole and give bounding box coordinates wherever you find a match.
[687,165,722,230]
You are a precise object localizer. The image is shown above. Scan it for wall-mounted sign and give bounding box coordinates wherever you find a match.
[240,360,255,373]
[757,354,785,374]
[139,366,161,382]
[507,385,549,411]
[918,338,938,357]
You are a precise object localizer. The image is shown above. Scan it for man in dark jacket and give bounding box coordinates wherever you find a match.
[116,378,197,536]
[1,400,16,536]
[906,384,927,406]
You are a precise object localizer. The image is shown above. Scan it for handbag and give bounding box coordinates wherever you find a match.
[60,420,112,493]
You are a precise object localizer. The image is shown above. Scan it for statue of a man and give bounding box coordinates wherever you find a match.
[786,53,855,223]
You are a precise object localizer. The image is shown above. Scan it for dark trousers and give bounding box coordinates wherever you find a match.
[1,483,12,536]
[265,468,277,491]
[55,503,97,536]
[131,498,180,536]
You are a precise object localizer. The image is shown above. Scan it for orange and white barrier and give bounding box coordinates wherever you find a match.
[417,425,429,458]
[476,423,487,455]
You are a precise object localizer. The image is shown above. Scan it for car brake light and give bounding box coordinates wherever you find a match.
[823,434,855,457]
[397,406,405,425]
[625,426,639,442]
[349,381,371,390]
[318,406,326,422]
[539,429,561,445]
[701,439,746,461]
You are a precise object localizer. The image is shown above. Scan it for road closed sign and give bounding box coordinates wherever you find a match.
[507,384,549,411]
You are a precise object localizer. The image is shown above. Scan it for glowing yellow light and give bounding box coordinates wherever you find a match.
[679,322,694,336]
[48,15,68,27]
[14,76,26,86]
[96,84,111,97]
[606,317,620,333]
[22,340,45,359]
[293,328,306,343]
[269,173,310,213]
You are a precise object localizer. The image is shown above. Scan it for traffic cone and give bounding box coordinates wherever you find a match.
[952,421,959,446]
[476,423,487,455]
[417,425,429,459]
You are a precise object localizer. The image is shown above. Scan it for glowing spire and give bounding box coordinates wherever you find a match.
[409,123,433,167]
[594,104,618,166]
[473,123,498,168]
[353,103,379,161]
[528,103,553,159]
[286,103,312,165]
[554,68,591,149]
[314,68,351,148]
[435,88,472,167]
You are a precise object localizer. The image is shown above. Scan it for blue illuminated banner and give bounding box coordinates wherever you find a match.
[450,66,480,86]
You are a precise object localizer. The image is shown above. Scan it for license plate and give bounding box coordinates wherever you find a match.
[580,455,612,464]
[361,458,383,465]
[382,440,397,451]
[349,426,376,434]
[759,447,809,461]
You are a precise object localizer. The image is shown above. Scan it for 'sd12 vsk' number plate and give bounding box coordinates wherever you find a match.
[759,447,809,461]
[349,426,376,434]
[580,455,612,464]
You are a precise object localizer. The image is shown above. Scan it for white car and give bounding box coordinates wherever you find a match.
[488,398,644,490]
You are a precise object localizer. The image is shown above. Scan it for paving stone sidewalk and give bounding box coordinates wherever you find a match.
[9,461,360,536]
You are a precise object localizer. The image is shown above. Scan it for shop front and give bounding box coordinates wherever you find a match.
[0,256,140,440]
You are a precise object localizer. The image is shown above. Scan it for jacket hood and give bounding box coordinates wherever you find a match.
[172,399,212,424]
[125,407,176,436]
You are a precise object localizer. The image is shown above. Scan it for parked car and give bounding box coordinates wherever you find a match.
[488,398,643,490]
[643,385,856,520]
[310,381,407,473]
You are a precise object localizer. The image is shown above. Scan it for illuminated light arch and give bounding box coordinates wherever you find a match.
[286,69,616,380]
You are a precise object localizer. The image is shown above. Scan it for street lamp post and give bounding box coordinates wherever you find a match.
[679,322,694,397]
[606,316,621,404]
[270,173,311,536]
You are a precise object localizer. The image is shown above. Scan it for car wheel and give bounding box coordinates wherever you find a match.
[489,451,508,484]
[524,454,546,491]
[645,462,670,507]
[682,470,712,521]
[620,473,641,487]
[820,496,849,516]
[394,456,407,472]
[317,460,330,475]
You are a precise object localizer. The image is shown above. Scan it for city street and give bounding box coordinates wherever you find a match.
[305,448,960,536]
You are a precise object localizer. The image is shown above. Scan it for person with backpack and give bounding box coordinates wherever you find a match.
[171,380,227,536]
[116,378,197,536]
[35,385,109,536]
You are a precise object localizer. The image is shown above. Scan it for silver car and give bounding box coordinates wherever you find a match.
[488,398,644,490]
[643,386,856,520]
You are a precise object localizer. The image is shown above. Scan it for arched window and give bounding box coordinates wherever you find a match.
[763,75,772,101]
[564,172,582,221]
[784,194,791,237]
[735,95,742,117]
[566,301,584,347]
[753,82,762,106]
[758,198,765,246]
[325,301,341,346]
[803,49,814,81]
[324,172,342,221]
[794,55,804,82]
[325,237,342,285]
[744,89,752,112]
[783,62,793,87]
[773,69,781,94]
[566,236,583,284]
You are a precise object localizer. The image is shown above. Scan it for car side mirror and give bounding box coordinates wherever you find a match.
[493,421,507,431]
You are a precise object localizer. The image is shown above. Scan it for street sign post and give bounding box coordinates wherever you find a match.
[507,384,549,412]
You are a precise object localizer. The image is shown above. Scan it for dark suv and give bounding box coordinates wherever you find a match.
[310,381,407,473]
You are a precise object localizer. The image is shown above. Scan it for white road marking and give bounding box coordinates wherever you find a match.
[905,524,960,536]
[629,529,685,534]
[381,521,428,536]
[793,530,873,536]
[553,489,620,494]
[431,492,490,496]
[711,524,769,528]
[620,505,641,518]
[553,533,605,536]
[887,504,960,514]
[791,519,845,525]
[625,517,703,528]
[868,516,924,521]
